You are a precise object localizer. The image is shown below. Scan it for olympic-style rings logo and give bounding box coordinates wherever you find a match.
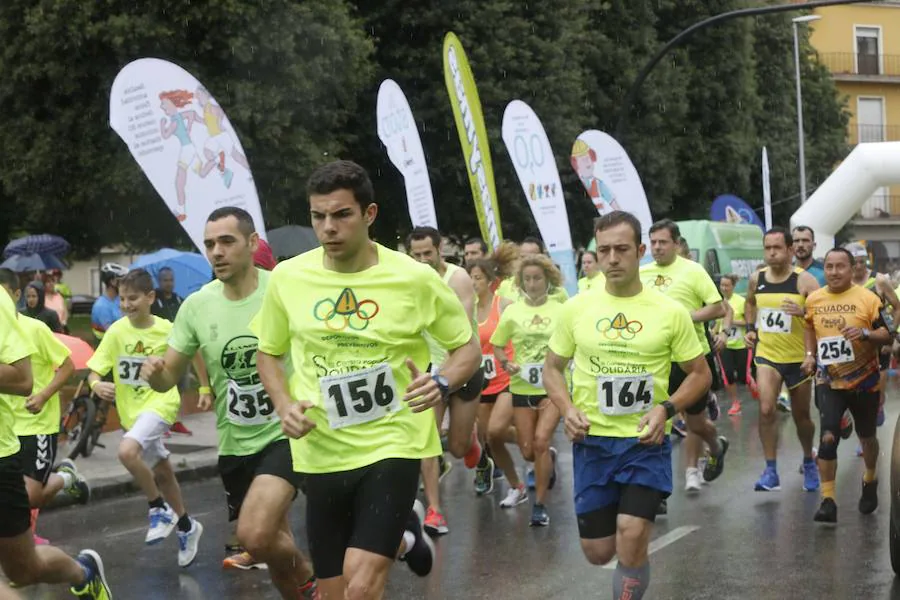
[649,274,672,291]
[313,287,380,331]
[596,312,643,340]
[523,314,551,331]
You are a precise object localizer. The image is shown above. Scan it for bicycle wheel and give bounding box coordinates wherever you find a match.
[60,395,96,461]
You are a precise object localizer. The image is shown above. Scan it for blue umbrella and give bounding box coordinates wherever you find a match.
[0,253,67,272]
[3,234,70,258]
[129,249,212,299]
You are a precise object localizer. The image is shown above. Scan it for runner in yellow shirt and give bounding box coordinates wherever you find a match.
[577,250,606,294]
[497,238,570,304]
[714,274,748,416]
[253,160,481,598]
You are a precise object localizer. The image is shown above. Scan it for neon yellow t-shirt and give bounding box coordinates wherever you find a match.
[548,287,702,437]
[716,294,747,350]
[640,256,721,354]
[8,316,70,436]
[252,244,474,474]
[578,272,606,294]
[490,299,565,396]
[86,316,181,430]
[0,292,35,458]
[497,277,569,304]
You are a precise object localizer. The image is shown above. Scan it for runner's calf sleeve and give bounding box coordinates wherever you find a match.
[614,562,650,600]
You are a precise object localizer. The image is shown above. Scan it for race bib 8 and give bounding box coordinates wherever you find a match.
[597,375,654,416]
[482,354,497,380]
[817,335,855,366]
[520,363,544,389]
[117,356,147,387]
[226,380,277,426]
[319,363,399,430]
[758,309,791,334]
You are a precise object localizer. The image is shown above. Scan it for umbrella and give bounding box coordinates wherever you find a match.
[267,225,320,259]
[129,249,212,299]
[3,234,70,258]
[54,333,94,370]
[0,253,67,273]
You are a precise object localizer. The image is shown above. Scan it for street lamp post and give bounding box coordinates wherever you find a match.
[792,14,822,204]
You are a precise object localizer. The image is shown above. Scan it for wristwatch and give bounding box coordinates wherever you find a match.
[432,374,450,402]
[862,328,871,341]
[662,400,676,420]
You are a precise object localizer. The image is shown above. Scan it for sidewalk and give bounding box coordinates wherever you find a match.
[48,411,220,510]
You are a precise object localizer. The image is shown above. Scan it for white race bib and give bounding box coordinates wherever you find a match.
[597,375,654,416]
[482,354,497,380]
[319,363,400,430]
[726,327,741,342]
[758,309,791,334]
[117,356,147,387]
[226,380,278,426]
[817,335,855,366]
[520,363,544,389]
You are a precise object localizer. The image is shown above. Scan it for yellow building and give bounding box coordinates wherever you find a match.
[809,1,900,265]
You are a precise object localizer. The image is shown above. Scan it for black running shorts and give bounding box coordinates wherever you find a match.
[218,439,299,522]
[0,454,32,538]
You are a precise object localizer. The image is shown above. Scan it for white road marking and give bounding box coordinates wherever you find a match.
[602,525,700,570]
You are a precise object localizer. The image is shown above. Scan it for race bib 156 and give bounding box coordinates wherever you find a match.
[319,363,399,430]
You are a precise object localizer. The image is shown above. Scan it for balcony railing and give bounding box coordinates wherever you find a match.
[859,195,900,219]
[819,52,900,77]
[849,123,900,145]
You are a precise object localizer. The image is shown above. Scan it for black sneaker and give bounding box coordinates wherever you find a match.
[656,498,668,515]
[703,436,729,482]
[400,500,435,577]
[859,479,879,514]
[814,498,837,523]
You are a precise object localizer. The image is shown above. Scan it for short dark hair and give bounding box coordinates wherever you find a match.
[307,160,374,209]
[594,211,642,247]
[158,267,174,276]
[791,225,815,241]
[521,236,546,254]
[649,218,680,242]
[721,273,739,285]
[0,268,17,290]
[825,247,853,264]
[582,250,597,261]
[764,226,792,248]
[464,237,488,254]
[207,206,256,239]
[406,226,442,250]
[120,269,155,294]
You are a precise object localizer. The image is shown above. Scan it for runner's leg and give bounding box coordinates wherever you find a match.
[446,393,481,461]
[789,379,815,457]
[117,438,162,501]
[153,457,187,518]
[0,531,86,586]
[533,399,559,505]
[488,393,520,487]
[756,365,784,461]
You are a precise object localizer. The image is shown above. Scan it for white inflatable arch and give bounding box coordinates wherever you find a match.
[790,142,900,258]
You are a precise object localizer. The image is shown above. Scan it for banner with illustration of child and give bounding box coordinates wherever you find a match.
[109,58,267,253]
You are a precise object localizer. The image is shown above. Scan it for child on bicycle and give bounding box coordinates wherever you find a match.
[86,269,203,567]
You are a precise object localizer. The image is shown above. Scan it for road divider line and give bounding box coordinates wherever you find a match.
[603,525,700,570]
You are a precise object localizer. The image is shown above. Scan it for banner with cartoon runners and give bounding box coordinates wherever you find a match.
[109,58,267,252]
[570,130,653,248]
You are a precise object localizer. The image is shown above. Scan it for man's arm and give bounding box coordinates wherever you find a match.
[692,300,726,323]
[440,335,481,391]
[142,347,193,393]
[0,358,32,396]
[639,354,710,445]
[744,273,759,344]
[798,271,820,297]
[544,350,574,414]
[27,357,74,413]
[449,269,476,321]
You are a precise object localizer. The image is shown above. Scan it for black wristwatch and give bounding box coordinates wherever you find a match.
[432,374,450,402]
[662,400,676,420]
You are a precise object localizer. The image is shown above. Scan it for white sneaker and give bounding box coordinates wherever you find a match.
[685,467,702,492]
[146,506,177,545]
[499,485,528,508]
[177,519,203,567]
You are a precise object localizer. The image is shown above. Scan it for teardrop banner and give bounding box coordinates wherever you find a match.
[710,194,764,231]
[571,130,653,248]
[443,32,503,251]
[109,58,267,253]
[502,100,577,296]
[376,79,438,229]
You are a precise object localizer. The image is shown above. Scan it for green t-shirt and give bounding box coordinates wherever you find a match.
[168,269,283,457]
[8,315,70,436]
[87,316,180,430]
[549,287,702,437]
[717,294,747,350]
[252,244,473,474]
[0,292,35,458]
[490,299,565,396]
[640,256,721,354]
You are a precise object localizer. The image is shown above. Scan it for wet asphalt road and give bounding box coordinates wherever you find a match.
[14,382,900,599]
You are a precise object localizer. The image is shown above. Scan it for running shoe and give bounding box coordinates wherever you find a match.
[526,467,536,490]
[492,465,504,480]
[671,419,687,439]
[814,498,837,523]
[703,436,729,482]
[754,467,781,491]
[707,393,720,421]
[464,430,482,469]
[401,500,435,577]
[299,577,319,600]
[776,394,791,413]
[170,421,193,436]
[802,461,820,492]
[685,467,702,492]
[548,447,558,490]
[529,503,550,527]
[223,551,268,570]
[423,507,449,536]
[177,518,203,567]
[474,456,495,496]
[499,485,528,508]
[859,479,879,515]
[145,506,177,544]
[71,549,112,599]
[840,411,853,439]
[727,401,742,416]
[57,459,91,504]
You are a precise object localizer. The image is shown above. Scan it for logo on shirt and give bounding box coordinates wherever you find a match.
[596,312,643,341]
[221,335,260,385]
[522,314,551,331]
[125,341,153,356]
[821,315,847,331]
[313,287,380,332]
[649,274,672,292]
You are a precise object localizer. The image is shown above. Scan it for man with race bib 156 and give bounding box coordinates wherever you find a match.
[141,207,318,598]
[544,211,711,600]
[252,160,481,599]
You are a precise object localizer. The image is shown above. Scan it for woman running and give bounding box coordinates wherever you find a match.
[715,274,748,416]
[577,250,604,293]
[490,254,565,527]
